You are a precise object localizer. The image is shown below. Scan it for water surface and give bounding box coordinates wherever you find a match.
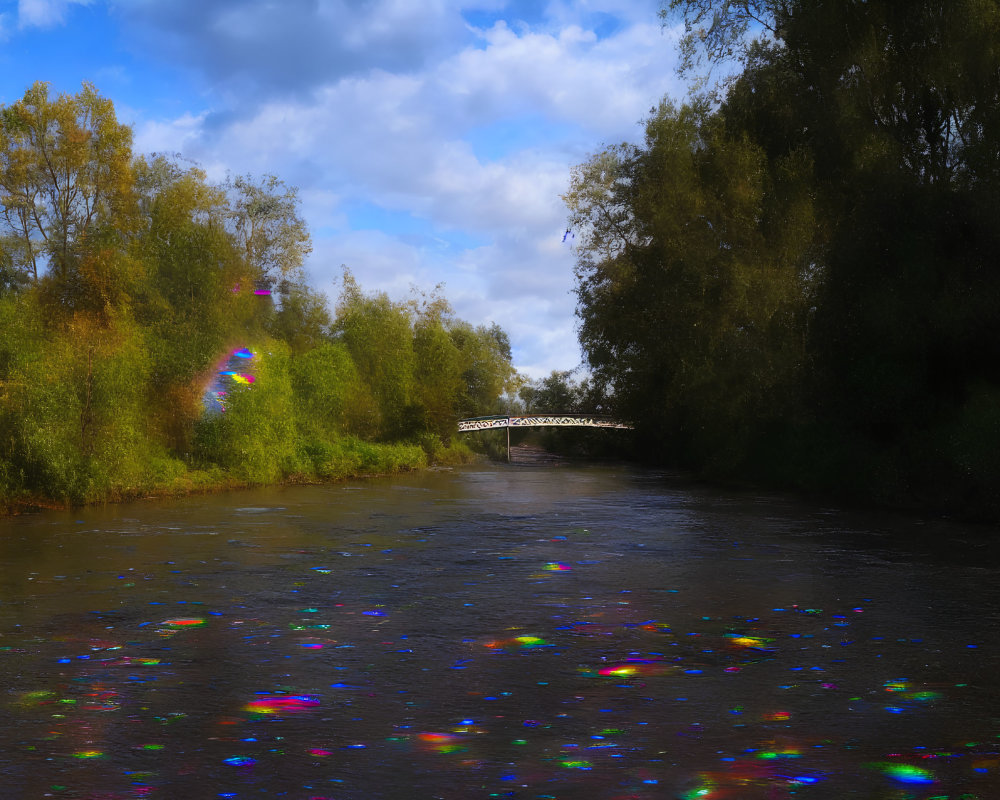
[1,464,997,799]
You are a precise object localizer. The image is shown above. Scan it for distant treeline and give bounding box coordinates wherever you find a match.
[0,82,516,509]
[567,1,1000,519]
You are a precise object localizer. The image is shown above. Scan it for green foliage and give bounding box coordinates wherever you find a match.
[194,340,299,484]
[0,81,137,293]
[268,277,333,354]
[0,298,168,503]
[571,0,1000,516]
[333,269,416,439]
[0,83,516,511]
[449,321,517,418]
[224,173,312,283]
[289,342,376,438]
[297,436,426,480]
[568,99,810,465]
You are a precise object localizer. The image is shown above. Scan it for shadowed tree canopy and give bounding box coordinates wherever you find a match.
[572,0,1000,515]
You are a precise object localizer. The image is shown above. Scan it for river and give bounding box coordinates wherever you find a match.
[0,462,997,799]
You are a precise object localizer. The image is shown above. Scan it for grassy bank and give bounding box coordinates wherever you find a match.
[0,435,478,516]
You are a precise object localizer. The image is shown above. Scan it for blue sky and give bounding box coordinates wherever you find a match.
[0,0,685,378]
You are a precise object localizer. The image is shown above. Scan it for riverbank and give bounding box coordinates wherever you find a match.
[0,436,479,516]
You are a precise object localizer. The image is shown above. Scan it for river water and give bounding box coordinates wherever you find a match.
[0,463,998,799]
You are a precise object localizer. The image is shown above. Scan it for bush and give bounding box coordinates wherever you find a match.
[194,339,299,484]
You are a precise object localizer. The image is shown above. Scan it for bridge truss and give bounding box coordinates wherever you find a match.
[457,414,631,432]
[457,414,632,461]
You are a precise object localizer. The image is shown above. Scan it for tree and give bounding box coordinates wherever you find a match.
[567,99,812,465]
[332,269,416,439]
[411,291,464,441]
[450,321,517,418]
[520,371,580,414]
[661,0,787,78]
[268,277,333,354]
[224,173,311,284]
[0,82,136,287]
[605,0,1000,512]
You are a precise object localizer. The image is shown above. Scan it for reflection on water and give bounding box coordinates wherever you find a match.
[0,464,998,798]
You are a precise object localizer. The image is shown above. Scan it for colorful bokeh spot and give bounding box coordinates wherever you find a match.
[484,635,549,649]
[162,618,206,628]
[727,635,775,650]
[244,695,320,715]
[417,732,467,754]
[878,763,936,784]
[757,748,802,760]
[204,346,258,412]
[591,658,672,678]
[220,371,255,385]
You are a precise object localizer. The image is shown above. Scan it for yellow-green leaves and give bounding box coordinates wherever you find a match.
[0,82,137,290]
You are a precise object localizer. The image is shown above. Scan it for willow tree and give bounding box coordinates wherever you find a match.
[332,269,417,439]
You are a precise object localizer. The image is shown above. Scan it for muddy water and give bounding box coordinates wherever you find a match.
[0,463,997,799]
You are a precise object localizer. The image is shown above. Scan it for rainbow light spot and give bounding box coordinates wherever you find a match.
[163,618,206,628]
[544,562,571,571]
[600,664,637,677]
[245,695,320,715]
[484,635,549,649]
[728,635,774,649]
[70,750,104,759]
[418,733,457,743]
[220,371,255,385]
[879,764,935,784]
[417,732,467,754]
[224,756,257,766]
[680,788,715,800]
[757,749,802,760]
[232,348,255,359]
[595,659,670,678]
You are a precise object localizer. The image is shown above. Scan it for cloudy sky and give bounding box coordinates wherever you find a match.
[0,0,686,378]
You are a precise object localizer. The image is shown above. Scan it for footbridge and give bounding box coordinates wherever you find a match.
[457,414,632,432]
[457,414,632,461]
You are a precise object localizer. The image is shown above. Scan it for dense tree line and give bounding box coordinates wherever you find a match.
[0,82,516,508]
[567,1,1000,517]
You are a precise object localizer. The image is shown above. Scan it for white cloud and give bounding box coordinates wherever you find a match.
[18,0,90,28]
[120,3,681,374]
[111,0,473,100]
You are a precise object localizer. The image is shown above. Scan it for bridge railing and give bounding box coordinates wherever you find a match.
[457,414,632,432]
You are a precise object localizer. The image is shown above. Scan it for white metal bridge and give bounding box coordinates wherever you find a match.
[457,414,632,461]
[457,414,632,432]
